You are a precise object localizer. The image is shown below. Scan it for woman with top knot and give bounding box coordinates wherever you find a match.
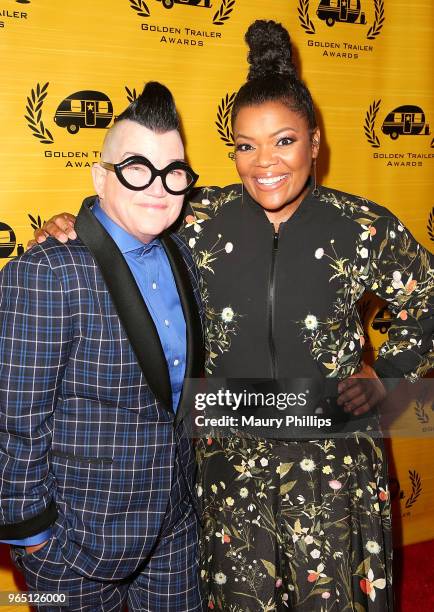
[33,20,433,612]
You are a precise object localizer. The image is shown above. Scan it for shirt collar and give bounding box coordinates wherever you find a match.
[92,199,161,255]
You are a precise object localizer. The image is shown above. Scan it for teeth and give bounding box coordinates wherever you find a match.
[256,175,287,185]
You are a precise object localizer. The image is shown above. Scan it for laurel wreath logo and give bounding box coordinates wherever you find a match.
[28,213,45,231]
[427,207,434,242]
[25,82,54,145]
[216,92,236,149]
[367,0,384,40]
[212,0,235,26]
[125,86,138,104]
[364,99,381,148]
[414,397,429,425]
[129,0,150,18]
[298,0,316,35]
[405,470,422,509]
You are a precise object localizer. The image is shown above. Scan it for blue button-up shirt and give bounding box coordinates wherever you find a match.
[93,201,187,410]
[2,200,186,547]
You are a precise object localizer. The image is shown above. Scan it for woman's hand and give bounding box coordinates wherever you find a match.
[32,212,77,246]
[337,362,387,416]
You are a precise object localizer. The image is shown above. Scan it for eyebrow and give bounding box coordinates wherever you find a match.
[235,127,299,140]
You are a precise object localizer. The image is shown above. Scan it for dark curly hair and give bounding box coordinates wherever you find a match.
[116,81,180,133]
[231,20,317,131]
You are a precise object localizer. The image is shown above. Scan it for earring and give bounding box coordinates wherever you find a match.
[312,159,320,198]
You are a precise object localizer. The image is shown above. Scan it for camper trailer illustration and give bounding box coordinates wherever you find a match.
[371,306,392,334]
[54,91,113,135]
[156,0,211,8]
[0,222,17,259]
[316,0,366,26]
[381,105,431,140]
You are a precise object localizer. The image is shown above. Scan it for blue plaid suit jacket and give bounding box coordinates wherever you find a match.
[0,198,204,580]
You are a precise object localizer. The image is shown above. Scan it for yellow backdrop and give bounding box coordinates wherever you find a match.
[0,0,432,604]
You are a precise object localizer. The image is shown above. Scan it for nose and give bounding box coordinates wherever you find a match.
[255,146,278,168]
[145,175,166,197]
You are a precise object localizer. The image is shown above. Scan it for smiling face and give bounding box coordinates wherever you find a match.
[233,101,320,226]
[92,119,185,243]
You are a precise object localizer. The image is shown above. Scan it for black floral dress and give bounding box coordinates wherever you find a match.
[180,184,433,611]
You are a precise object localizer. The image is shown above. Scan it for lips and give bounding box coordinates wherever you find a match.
[136,202,167,210]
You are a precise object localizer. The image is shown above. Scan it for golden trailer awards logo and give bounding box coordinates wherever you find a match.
[130,0,235,46]
[371,305,392,335]
[0,0,30,30]
[0,221,24,259]
[24,83,136,169]
[215,92,235,155]
[364,100,434,167]
[413,390,434,434]
[428,207,434,243]
[390,470,422,518]
[298,0,384,60]
[26,84,114,145]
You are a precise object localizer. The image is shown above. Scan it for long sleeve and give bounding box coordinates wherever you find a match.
[0,252,72,538]
[1,527,52,546]
[361,211,433,380]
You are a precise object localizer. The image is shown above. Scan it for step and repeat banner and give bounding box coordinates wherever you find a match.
[0,0,433,603]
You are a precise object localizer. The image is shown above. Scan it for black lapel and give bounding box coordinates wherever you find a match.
[75,197,173,413]
[161,233,204,426]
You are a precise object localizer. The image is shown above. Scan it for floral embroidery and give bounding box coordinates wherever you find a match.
[179,187,242,374]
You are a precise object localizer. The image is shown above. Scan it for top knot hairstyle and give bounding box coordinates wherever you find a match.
[231,20,317,131]
[116,81,180,133]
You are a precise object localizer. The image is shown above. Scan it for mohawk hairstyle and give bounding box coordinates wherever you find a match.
[116,81,180,133]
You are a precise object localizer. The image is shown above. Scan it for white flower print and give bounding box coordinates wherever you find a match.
[359,247,369,259]
[221,307,234,323]
[239,487,248,498]
[360,568,386,601]
[214,572,227,585]
[304,315,318,331]
[366,540,381,554]
[300,458,316,472]
[315,248,324,259]
[224,242,233,253]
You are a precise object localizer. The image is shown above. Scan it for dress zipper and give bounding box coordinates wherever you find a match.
[268,228,279,380]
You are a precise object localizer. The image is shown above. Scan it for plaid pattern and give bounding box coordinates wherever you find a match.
[11,450,203,611]
[0,234,203,584]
